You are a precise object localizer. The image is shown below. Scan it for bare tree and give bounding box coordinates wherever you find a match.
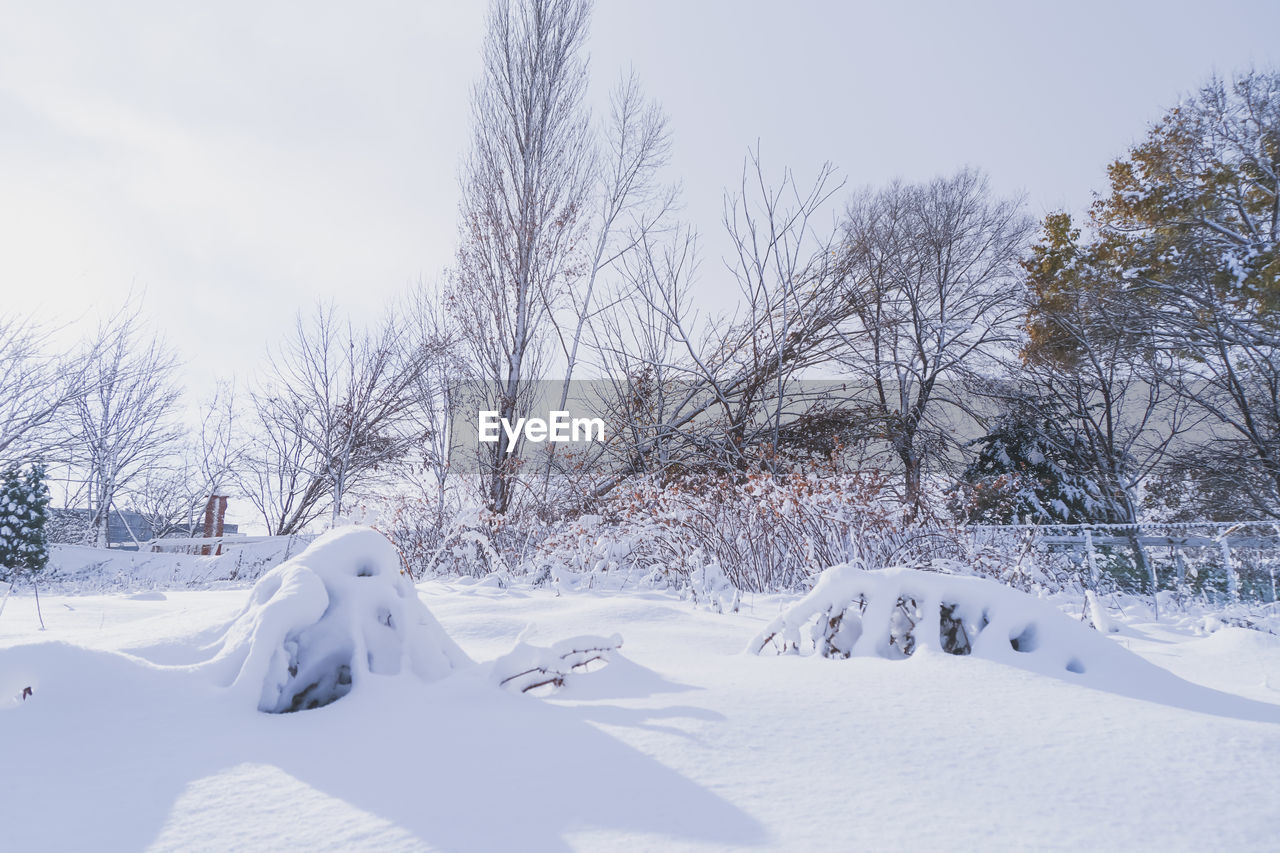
[239,391,329,536]
[540,71,675,498]
[450,0,595,514]
[836,169,1031,518]
[242,304,429,534]
[126,461,199,541]
[193,380,243,506]
[589,153,850,491]
[72,307,183,547]
[0,315,96,469]
[395,287,470,536]
[591,224,701,483]
[125,382,242,539]
[715,152,846,463]
[1017,212,1194,603]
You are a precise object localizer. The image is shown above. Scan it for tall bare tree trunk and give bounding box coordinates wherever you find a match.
[451,0,594,515]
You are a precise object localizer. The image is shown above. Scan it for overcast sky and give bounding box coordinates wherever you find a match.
[3,0,1279,399]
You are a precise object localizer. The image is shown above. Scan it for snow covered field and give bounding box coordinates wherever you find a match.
[3,532,1280,851]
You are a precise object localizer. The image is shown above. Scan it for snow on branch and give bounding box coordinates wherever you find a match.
[494,633,624,694]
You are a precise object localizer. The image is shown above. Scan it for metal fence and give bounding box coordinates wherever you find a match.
[141,534,298,551]
[965,521,1280,604]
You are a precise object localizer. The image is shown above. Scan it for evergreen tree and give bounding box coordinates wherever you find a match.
[0,463,51,581]
[953,401,1116,525]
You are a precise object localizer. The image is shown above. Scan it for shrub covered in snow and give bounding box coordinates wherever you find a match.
[380,466,1198,612]
[749,562,1280,721]
[525,469,966,596]
[189,526,626,712]
[386,504,514,581]
[517,469,1071,615]
[198,526,471,713]
[749,562,1151,682]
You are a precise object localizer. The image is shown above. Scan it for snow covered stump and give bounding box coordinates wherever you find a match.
[202,527,470,713]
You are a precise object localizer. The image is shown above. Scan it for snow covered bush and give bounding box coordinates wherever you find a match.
[749,563,1131,680]
[524,511,651,591]
[189,526,625,712]
[747,563,1280,721]
[945,525,1073,593]
[528,468,947,596]
[0,463,50,581]
[199,526,471,713]
[387,504,513,581]
[384,465,1074,604]
[523,468,1063,607]
[687,560,741,613]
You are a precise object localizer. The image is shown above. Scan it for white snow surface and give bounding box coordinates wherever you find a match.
[2,533,1280,851]
[37,536,316,592]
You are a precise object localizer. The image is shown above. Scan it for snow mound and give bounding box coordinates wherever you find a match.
[749,564,1280,721]
[1193,625,1280,656]
[197,527,471,713]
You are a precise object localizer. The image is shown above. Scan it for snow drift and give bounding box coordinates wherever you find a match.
[749,563,1280,722]
[195,526,471,712]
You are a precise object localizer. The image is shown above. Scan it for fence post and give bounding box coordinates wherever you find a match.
[1131,522,1159,620]
[1271,524,1280,604]
[1084,528,1100,588]
[1172,545,1187,607]
[1219,534,1239,602]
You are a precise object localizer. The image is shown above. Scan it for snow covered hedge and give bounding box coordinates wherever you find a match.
[381,468,1083,608]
